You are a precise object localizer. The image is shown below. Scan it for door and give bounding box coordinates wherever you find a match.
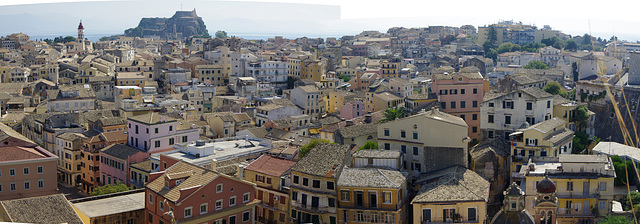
[583,182,589,196]
[269,210,274,222]
[583,201,590,215]
[268,193,275,207]
[301,194,307,206]
[311,196,319,208]
[355,191,364,207]
[369,192,377,208]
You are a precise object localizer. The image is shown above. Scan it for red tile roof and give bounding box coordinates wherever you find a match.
[245,154,297,177]
[0,146,51,162]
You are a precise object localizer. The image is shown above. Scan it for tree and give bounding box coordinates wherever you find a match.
[215,30,228,39]
[379,107,406,123]
[487,25,497,44]
[582,34,593,46]
[572,62,579,81]
[358,141,378,151]
[543,82,567,97]
[99,36,109,41]
[497,42,514,54]
[599,215,633,224]
[90,181,130,196]
[442,35,457,45]
[485,49,498,62]
[624,190,640,210]
[337,75,350,82]
[63,36,77,43]
[523,60,548,69]
[566,39,578,52]
[612,155,639,187]
[482,41,494,53]
[299,139,331,159]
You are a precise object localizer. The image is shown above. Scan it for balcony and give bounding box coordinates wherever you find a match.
[557,208,595,218]
[291,200,334,214]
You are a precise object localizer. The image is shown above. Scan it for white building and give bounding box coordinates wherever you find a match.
[481,87,554,140]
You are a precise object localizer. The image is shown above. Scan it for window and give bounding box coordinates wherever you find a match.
[503,100,514,109]
[154,141,160,148]
[200,203,208,214]
[313,180,320,188]
[526,102,533,110]
[488,114,494,123]
[9,169,15,176]
[38,179,44,188]
[216,199,223,210]
[328,198,335,207]
[279,213,285,223]
[400,131,406,138]
[230,196,236,206]
[10,182,15,191]
[472,127,478,133]
[460,101,466,108]
[413,147,419,155]
[303,177,309,186]
[155,128,158,134]
[242,211,250,222]
[449,89,457,95]
[384,129,389,136]
[384,143,390,150]
[488,131,494,138]
[413,132,418,139]
[413,162,421,172]
[401,145,406,153]
[216,183,223,193]
[422,209,432,222]
[169,126,173,132]
[182,136,188,142]
[243,192,250,203]
[473,100,478,108]
[24,181,30,190]
[505,115,511,124]
[148,193,153,204]
[148,212,153,223]
[567,182,574,191]
[440,102,446,109]
[383,192,392,204]
[292,191,298,200]
[599,200,607,210]
[547,100,551,108]
[451,101,456,109]
[169,138,174,145]
[327,181,335,190]
[341,190,350,201]
[600,182,607,191]
[37,166,43,174]
[472,113,478,120]
[230,215,237,224]
[473,88,478,94]
[468,208,477,221]
[461,89,466,94]
[23,167,29,175]
[293,175,299,184]
[184,207,192,218]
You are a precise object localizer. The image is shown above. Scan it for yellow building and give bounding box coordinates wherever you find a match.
[195,64,224,85]
[552,95,596,135]
[337,167,408,224]
[381,59,400,79]
[510,118,574,180]
[326,90,353,114]
[244,155,297,224]
[411,165,490,223]
[520,154,615,223]
[300,59,326,82]
[372,92,402,113]
[377,109,469,175]
[55,132,85,187]
[116,72,147,87]
[290,143,351,224]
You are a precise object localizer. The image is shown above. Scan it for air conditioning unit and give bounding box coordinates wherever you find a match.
[273,196,279,201]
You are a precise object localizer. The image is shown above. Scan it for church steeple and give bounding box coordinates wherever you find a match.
[78,20,85,51]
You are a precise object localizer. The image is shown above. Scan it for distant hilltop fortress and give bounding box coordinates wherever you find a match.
[124,9,209,39]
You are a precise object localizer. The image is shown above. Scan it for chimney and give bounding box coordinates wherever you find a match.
[364,115,372,124]
[345,120,354,127]
[210,159,217,170]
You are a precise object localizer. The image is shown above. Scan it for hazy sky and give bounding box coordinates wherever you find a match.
[3,0,640,41]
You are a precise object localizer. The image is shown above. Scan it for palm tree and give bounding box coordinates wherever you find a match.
[379,106,406,123]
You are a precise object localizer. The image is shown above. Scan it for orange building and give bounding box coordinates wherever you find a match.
[80,131,128,193]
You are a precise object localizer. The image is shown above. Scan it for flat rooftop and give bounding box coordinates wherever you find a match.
[154,139,270,166]
[72,192,145,218]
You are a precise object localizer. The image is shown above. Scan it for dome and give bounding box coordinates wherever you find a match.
[536,176,556,193]
[505,182,524,196]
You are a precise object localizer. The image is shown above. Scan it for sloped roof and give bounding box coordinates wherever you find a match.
[1,194,83,224]
[511,75,550,85]
[521,87,553,99]
[291,143,350,178]
[98,117,126,126]
[470,137,511,159]
[0,146,53,162]
[337,123,377,139]
[100,144,143,160]
[413,165,489,203]
[337,168,407,188]
[128,113,177,125]
[353,149,401,159]
[521,117,566,134]
[0,122,34,144]
[245,154,297,177]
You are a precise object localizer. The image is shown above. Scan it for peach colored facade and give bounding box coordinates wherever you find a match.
[432,73,485,141]
[0,146,58,201]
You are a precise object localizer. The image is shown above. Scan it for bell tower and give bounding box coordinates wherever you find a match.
[534,176,559,224]
[78,20,85,51]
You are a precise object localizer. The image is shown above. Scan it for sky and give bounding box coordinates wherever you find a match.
[2,0,640,41]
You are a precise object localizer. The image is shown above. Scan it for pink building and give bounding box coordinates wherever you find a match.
[432,72,486,141]
[340,100,365,120]
[127,113,200,154]
[99,143,147,187]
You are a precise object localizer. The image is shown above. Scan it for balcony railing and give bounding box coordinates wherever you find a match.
[557,208,595,217]
[291,200,334,214]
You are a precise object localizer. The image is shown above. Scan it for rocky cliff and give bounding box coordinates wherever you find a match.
[125,9,209,39]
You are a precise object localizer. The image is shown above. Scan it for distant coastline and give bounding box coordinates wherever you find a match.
[29,32,355,42]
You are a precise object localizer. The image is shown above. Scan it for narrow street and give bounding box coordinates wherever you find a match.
[57,183,88,200]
